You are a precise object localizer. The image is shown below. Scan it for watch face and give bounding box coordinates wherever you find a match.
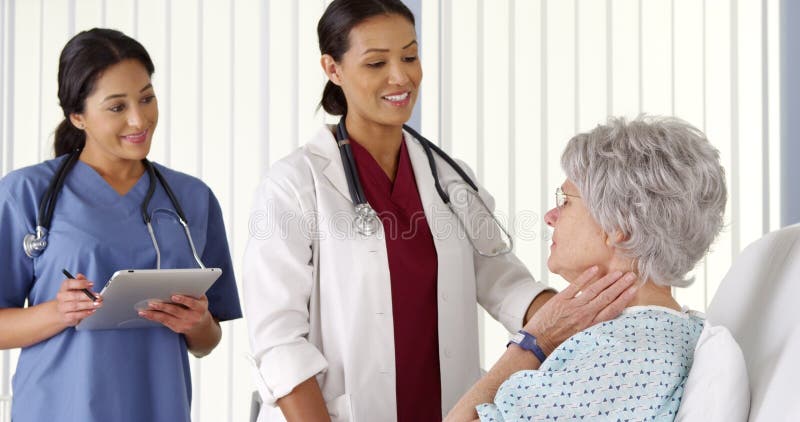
[511,332,524,344]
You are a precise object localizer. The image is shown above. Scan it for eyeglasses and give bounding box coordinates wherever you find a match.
[555,187,581,209]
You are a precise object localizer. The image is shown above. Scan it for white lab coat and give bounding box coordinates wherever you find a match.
[243,126,548,422]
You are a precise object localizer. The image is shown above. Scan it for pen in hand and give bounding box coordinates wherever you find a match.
[61,269,98,303]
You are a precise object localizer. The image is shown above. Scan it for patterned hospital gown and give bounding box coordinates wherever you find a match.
[477,306,704,421]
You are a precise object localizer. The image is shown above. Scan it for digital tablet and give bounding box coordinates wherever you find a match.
[76,268,222,331]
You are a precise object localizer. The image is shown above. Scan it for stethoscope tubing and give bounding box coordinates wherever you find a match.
[335,122,368,206]
[23,149,205,268]
[333,117,513,256]
[142,160,189,225]
[400,124,479,200]
[38,150,80,230]
[334,118,479,209]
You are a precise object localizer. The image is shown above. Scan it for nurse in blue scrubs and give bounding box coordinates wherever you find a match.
[0,28,241,421]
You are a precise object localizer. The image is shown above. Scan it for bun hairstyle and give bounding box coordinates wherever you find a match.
[54,28,154,156]
[317,0,415,115]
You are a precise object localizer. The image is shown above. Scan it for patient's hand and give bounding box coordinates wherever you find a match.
[523,267,638,355]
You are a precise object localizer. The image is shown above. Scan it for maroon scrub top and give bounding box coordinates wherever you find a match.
[350,137,442,421]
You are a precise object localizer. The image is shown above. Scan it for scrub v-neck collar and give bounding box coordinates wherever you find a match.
[70,160,150,208]
[349,137,418,211]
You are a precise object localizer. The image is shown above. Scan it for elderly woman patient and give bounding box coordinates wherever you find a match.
[447,115,728,421]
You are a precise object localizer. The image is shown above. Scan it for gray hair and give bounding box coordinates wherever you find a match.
[561,115,727,287]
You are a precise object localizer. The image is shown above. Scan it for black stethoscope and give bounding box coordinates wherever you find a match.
[333,117,513,256]
[22,149,206,269]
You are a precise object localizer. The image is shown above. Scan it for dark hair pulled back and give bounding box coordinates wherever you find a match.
[317,0,415,115]
[54,28,155,157]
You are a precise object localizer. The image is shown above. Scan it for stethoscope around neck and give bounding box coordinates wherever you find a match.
[333,117,514,257]
[22,149,206,269]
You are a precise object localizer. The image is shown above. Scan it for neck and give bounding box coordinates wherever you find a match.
[600,256,681,311]
[628,280,681,311]
[565,261,681,312]
[79,149,146,194]
[344,114,404,181]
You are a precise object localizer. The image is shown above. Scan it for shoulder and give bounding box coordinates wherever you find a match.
[0,158,66,231]
[0,157,65,205]
[0,157,63,192]
[549,308,703,367]
[603,307,703,349]
[257,127,334,197]
[265,147,315,187]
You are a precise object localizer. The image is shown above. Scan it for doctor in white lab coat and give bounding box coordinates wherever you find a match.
[244,122,548,421]
[243,1,633,421]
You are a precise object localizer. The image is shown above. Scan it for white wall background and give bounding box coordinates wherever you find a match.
[0,0,781,421]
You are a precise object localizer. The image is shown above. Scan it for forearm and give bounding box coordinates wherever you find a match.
[0,301,68,349]
[523,290,556,325]
[446,346,542,421]
[184,313,221,358]
[277,376,331,422]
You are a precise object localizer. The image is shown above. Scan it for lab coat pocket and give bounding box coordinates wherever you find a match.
[326,393,353,422]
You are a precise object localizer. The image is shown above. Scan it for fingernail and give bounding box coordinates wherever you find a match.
[590,266,599,273]
[624,273,637,282]
[138,311,146,317]
[612,271,623,278]
[171,295,180,302]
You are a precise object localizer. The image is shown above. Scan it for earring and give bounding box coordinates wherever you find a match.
[77,124,85,129]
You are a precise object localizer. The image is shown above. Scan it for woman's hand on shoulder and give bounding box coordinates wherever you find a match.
[138,294,213,334]
[54,273,101,327]
[523,266,639,355]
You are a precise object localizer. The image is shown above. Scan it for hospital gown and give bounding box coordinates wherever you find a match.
[0,156,242,422]
[477,306,704,421]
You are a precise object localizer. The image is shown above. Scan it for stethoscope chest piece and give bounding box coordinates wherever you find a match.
[23,226,48,258]
[354,203,380,236]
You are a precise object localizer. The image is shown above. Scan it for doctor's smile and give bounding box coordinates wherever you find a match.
[382,90,412,107]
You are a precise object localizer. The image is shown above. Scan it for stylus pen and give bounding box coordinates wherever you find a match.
[61,269,98,302]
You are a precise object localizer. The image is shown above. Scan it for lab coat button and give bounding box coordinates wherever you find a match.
[444,348,452,358]
[440,292,448,302]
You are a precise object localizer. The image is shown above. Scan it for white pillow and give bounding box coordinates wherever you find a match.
[676,321,749,421]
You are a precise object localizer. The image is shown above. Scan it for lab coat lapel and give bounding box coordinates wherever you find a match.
[403,131,444,230]
[306,126,353,203]
[404,131,482,413]
[403,130,462,277]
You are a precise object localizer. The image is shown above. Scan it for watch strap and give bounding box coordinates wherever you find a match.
[507,330,548,362]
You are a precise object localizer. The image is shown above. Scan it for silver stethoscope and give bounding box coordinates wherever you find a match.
[334,117,513,257]
[22,149,206,269]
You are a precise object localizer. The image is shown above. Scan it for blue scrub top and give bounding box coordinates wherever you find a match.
[0,156,242,422]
